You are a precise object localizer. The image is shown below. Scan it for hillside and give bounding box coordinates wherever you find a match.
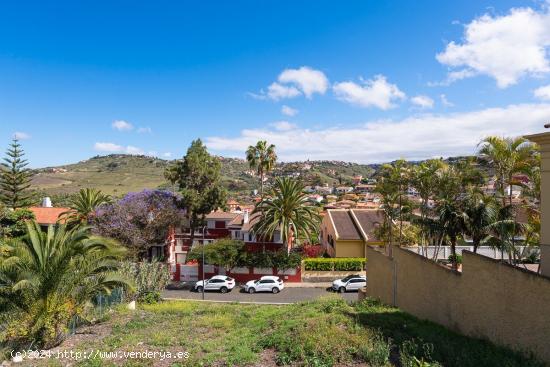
[31,154,377,200]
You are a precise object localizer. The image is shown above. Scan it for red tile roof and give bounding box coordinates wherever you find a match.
[29,207,71,225]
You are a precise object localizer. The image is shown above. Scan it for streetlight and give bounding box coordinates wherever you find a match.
[201,225,207,300]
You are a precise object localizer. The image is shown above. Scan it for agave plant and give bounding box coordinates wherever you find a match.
[0,221,132,349]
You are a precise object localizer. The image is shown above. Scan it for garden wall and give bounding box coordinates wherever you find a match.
[365,245,550,363]
[171,263,301,283]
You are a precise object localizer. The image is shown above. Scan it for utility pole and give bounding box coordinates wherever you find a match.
[201,225,207,300]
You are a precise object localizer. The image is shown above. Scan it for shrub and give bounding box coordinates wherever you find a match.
[139,291,162,305]
[119,261,170,303]
[303,258,366,271]
[447,254,462,264]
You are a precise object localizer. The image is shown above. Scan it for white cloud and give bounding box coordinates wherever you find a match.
[267,82,301,100]
[436,6,550,88]
[411,95,435,109]
[163,152,173,158]
[112,120,134,131]
[333,75,406,109]
[278,66,329,98]
[534,84,550,100]
[281,105,298,116]
[270,121,298,131]
[254,66,328,100]
[205,103,548,163]
[94,142,145,155]
[137,127,152,134]
[13,132,31,140]
[440,94,454,107]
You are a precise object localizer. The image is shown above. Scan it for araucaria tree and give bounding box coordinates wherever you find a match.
[0,139,33,209]
[252,177,320,253]
[246,140,277,196]
[170,139,227,243]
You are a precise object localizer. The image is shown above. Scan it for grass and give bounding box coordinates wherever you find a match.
[25,297,542,367]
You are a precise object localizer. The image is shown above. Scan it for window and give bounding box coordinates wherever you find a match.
[215,220,226,229]
[259,280,275,284]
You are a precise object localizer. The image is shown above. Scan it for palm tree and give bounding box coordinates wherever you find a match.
[410,159,445,251]
[461,188,499,253]
[432,164,465,269]
[478,136,534,207]
[375,159,409,253]
[246,140,277,196]
[478,136,536,263]
[61,188,111,225]
[0,221,132,348]
[252,177,320,253]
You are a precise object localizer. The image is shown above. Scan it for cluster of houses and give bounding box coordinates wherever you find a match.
[27,168,529,271]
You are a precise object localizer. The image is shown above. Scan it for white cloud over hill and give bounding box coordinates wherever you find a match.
[206,103,549,163]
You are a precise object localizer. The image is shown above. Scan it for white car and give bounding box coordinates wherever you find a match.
[244,276,284,294]
[332,275,366,293]
[195,275,236,293]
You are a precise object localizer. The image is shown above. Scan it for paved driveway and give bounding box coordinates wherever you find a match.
[162,286,358,304]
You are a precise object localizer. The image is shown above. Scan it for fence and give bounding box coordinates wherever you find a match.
[408,245,532,260]
[364,245,550,364]
[68,288,125,336]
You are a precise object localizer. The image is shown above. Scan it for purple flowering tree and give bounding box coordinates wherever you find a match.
[92,189,185,260]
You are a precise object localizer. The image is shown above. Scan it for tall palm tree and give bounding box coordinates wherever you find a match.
[410,159,445,250]
[0,221,131,348]
[478,136,535,263]
[432,164,465,269]
[478,136,534,207]
[246,140,277,196]
[62,188,111,225]
[461,188,499,253]
[252,177,320,253]
[375,159,409,252]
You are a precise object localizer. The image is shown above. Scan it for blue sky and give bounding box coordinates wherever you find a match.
[1,0,550,167]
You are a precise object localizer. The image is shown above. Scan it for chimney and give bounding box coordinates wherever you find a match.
[243,210,249,224]
[525,130,550,276]
[41,197,52,208]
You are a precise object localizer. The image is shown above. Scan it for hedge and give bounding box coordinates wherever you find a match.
[303,258,366,271]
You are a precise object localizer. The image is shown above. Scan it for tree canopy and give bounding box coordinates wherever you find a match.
[0,139,33,209]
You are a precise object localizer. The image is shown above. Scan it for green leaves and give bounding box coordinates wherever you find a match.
[252,177,320,249]
[170,139,227,232]
[0,221,131,348]
[0,139,33,209]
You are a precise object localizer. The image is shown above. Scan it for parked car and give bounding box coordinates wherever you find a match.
[243,276,284,294]
[195,275,236,293]
[331,275,366,293]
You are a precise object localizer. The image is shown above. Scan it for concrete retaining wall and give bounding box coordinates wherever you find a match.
[365,245,550,363]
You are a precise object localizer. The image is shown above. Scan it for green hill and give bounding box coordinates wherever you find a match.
[31,154,377,201]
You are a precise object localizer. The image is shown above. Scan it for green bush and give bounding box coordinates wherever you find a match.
[139,291,162,305]
[303,258,366,271]
[447,254,462,264]
[119,261,170,303]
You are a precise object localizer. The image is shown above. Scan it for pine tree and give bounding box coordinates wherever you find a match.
[0,139,33,209]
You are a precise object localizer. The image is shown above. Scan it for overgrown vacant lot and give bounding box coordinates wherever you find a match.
[29,297,541,367]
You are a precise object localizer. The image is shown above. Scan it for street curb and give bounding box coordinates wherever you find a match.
[162,297,292,305]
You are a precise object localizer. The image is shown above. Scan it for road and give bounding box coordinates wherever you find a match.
[162,286,358,304]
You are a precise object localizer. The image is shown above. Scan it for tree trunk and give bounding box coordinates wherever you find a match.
[450,236,458,271]
[260,170,264,197]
